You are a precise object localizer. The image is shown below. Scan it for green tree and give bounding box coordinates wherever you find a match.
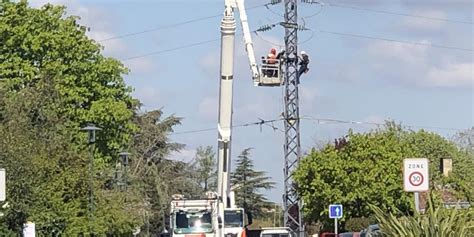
[294,123,474,230]
[0,1,153,234]
[454,127,474,154]
[129,110,201,235]
[231,148,275,218]
[191,146,217,192]
[0,0,139,163]
[0,81,142,235]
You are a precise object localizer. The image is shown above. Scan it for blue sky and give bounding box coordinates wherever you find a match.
[30,0,473,202]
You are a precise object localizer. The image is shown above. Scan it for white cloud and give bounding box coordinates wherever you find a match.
[198,51,220,78]
[400,0,473,10]
[87,31,129,56]
[299,86,321,112]
[29,0,129,58]
[368,40,429,65]
[398,9,447,33]
[168,148,196,163]
[134,87,161,109]
[330,0,383,7]
[236,99,273,120]
[124,57,156,74]
[198,97,218,121]
[366,40,472,88]
[300,86,319,101]
[28,0,66,7]
[363,115,386,124]
[426,63,473,88]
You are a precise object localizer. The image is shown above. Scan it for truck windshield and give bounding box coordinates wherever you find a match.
[174,212,213,234]
[224,210,243,228]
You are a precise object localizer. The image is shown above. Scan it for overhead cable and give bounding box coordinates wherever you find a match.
[300,116,466,131]
[121,27,471,61]
[327,2,473,25]
[122,22,280,61]
[318,29,473,52]
[170,116,466,136]
[119,18,471,62]
[170,118,285,135]
[98,4,267,42]
[122,38,220,61]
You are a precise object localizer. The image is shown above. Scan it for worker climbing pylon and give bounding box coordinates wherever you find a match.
[297,50,310,84]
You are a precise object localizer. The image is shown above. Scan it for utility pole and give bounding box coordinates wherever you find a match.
[282,0,303,236]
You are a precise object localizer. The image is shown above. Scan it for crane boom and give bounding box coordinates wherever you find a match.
[167,1,290,236]
[217,0,261,215]
[235,0,260,82]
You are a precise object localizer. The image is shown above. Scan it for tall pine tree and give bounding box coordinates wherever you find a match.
[192,146,217,192]
[231,148,275,218]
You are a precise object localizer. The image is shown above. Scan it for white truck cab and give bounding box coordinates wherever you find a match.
[259,227,293,237]
[169,193,219,237]
[223,208,245,237]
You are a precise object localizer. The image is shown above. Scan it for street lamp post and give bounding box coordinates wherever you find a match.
[81,123,101,235]
[118,152,130,191]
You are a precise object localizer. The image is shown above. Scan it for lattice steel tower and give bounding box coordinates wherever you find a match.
[282,0,303,235]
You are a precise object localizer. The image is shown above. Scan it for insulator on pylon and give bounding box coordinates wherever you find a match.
[301,0,323,4]
[297,25,310,31]
[256,24,275,32]
[269,0,282,5]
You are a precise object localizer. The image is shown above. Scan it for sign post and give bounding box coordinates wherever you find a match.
[329,204,343,235]
[0,168,5,202]
[403,158,429,213]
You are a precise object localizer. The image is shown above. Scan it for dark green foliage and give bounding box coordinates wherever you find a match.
[129,110,201,234]
[0,82,142,235]
[294,122,474,229]
[0,1,183,235]
[344,217,375,232]
[231,148,275,218]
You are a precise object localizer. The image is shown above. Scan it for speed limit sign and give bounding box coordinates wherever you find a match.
[403,158,429,192]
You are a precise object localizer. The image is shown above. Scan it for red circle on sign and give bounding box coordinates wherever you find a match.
[409,171,424,186]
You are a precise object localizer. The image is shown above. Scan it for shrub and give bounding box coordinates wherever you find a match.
[370,197,474,236]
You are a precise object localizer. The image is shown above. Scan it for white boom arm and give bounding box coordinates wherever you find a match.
[217,2,236,233]
[217,0,261,235]
[217,0,261,210]
[235,0,260,81]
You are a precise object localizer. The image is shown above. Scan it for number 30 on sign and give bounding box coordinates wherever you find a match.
[403,158,429,192]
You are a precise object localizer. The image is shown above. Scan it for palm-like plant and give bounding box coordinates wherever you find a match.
[370,196,474,237]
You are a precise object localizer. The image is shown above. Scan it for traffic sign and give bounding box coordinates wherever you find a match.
[403,158,429,192]
[329,204,343,219]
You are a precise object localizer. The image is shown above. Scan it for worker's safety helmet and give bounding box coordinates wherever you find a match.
[270,48,277,54]
[301,51,307,55]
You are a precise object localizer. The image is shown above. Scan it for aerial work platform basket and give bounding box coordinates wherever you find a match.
[255,59,283,87]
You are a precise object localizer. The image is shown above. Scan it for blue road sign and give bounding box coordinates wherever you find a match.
[329,204,343,219]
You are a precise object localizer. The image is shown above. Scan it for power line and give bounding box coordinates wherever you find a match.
[170,116,466,136]
[327,2,473,25]
[121,27,471,61]
[300,116,466,131]
[122,38,220,61]
[318,29,473,52]
[98,4,266,42]
[170,118,285,136]
[98,15,221,42]
[121,21,282,61]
